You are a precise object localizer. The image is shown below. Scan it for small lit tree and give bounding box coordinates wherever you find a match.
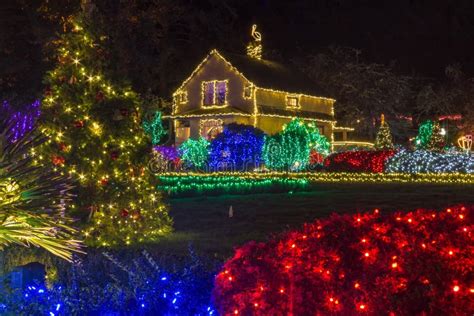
[179,137,209,170]
[374,114,394,150]
[415,119,445,151]
[427,121,445,152]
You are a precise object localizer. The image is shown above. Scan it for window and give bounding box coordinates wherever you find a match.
[202,80,227,106]
[243,84,253,99]
[200,119,223,140]
[175,120,190,145]
[286,95,299,108]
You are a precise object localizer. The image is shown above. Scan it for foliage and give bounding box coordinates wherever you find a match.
[323,150,396,173]
[179,137,210,170]
[263,119,328,171]
[385,150,474,173]
[0,249,217,315]
[213,205,473,315]
[142,111,166,145]
[38,13,172,246]
[374,115,394,150]
[158,175,308,198]
[0,114,81,261]
[209,124,265,171]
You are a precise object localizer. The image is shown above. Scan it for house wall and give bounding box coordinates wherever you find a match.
[256,88,334,116]
[174,54,254,115]
[257,116,333,139]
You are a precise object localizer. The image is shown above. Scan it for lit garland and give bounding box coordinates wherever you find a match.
[324,150,396,173]
[208,124,265,171]
[213,205,474,314]
[142,111,166,145]
[179,137,210,169]
[160,172,474,185]
[37,14,172,246]
[158,175,308,198]
[385,150,474,173]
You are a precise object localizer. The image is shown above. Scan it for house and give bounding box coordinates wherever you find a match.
[166,25,351,146]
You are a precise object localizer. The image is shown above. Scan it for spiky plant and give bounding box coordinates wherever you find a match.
[0,116,82,261]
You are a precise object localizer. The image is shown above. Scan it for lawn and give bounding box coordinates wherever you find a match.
[155,183,474,259]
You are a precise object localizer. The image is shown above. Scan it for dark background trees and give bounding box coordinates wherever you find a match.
[1,0,474,139]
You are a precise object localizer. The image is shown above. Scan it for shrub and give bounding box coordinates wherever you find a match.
[178,137,210,170]
[213,205,473,315]
[323,150,396,173]
[386,150,474,173]
[209,124,265,171]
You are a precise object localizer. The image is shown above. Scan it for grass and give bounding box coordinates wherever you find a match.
[154,183,474,260]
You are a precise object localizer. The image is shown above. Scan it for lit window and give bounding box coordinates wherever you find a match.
[286,95,299,108]
[202,81,227,106]
[243,84,253,99]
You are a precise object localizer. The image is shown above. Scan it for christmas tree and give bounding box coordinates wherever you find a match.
[374,114,394,150]
[427,121,445,151]
[38,13,172,246]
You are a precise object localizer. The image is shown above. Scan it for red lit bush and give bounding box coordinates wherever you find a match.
[323,150,396,173]
[213,205,473,315]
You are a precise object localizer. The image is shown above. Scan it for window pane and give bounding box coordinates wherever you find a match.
[216,81,227,105]
[203,82,215,105]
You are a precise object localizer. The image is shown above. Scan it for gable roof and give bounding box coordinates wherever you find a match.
[174,50,332,99]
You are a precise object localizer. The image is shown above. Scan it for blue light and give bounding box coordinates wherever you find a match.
[141,303,145,308]
[161,277,167,281]
[56,303,61,311]
[38,289,45,293]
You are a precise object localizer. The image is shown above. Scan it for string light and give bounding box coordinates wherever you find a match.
[386,150,474,173]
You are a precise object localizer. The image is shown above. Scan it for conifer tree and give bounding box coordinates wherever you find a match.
[374,114,394,150]
[38,13,172,246]
[427,121,445,152]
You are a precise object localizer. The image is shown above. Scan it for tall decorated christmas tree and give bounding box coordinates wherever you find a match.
[374,114,394,150]
[38,13,172,246]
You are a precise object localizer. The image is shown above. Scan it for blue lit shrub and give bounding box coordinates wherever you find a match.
[209,124,265,171]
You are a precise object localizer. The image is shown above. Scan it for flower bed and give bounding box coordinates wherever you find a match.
[323,150,396,173]
[386,150,474,173]
[213,205,473,315]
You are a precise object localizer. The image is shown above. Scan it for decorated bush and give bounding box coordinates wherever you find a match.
[323,150,396,173]
[263,119,330,171]
[209,124,265,171]
[179,137,210,170]
[213,205,473,315]
[152,145,181,171]
[386,150,474,173]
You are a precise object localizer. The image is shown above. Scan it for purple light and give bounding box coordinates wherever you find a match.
[3,100,41,143]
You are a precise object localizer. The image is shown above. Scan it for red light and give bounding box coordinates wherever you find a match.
[354,283,360,289]
[279,288,284,293]
[359,304,366,310]
[453,285,460,292]
[447,208,452,213]
[391,262,398,268]
[448,250,453,256]
[234,310,239,314]
[364,252,369,257]
[459,214,464,219]
[291,244,296,248]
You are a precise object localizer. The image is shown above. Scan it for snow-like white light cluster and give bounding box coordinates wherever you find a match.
[385,150,474,173]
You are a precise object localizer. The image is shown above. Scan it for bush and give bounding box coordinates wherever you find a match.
[178,137,209,170]
[386,150,474,173]
[213,205,473,315]
[323,150,396,173]
[209,124,265,171]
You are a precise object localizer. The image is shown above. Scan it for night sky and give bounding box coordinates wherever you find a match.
[241,0,474,77]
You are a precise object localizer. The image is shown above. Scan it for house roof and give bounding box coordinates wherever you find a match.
[257,105,335,122]
[223,52,329,97]
[174,50,332,99]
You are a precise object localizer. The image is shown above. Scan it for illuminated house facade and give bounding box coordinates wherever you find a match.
[167,27,350,145]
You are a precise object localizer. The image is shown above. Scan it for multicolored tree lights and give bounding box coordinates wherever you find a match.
[213,205,474,315]
[209,124,265,171]
[324,150,396,173]
[386,150,474,173]
[179,137,210,170]
[37,14,171,246]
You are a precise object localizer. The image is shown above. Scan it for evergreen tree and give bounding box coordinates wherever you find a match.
[427,121,445,152]
[374,114,394,150]
[37,13,172,247]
